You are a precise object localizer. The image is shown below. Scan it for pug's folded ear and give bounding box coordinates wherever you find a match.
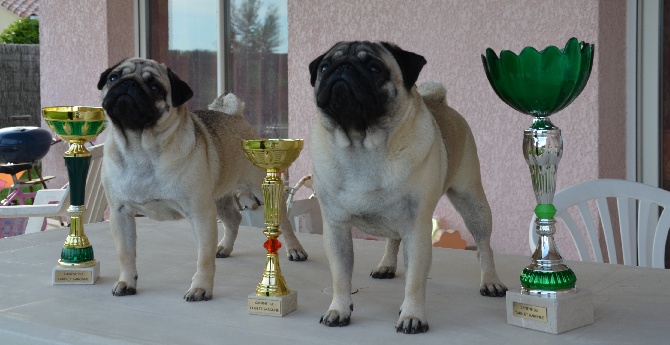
[381,42,427,90]
[167,68,194,107]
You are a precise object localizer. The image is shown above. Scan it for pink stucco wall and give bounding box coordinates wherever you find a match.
[39,0,134,189]
[287,0,627,259]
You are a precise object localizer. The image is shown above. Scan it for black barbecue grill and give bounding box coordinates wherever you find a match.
[0,126,54,191]
[0,126,52,164]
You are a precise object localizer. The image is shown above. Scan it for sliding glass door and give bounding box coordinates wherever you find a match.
[142,0,288,138]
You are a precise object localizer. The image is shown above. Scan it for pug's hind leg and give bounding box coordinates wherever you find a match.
[215,195,241,258]
[447,187,507,297]
[280,194,308,261]
[110,206,139,296]
[371,238,399,279]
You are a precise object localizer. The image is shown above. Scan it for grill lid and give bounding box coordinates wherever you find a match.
[0,126,53,164]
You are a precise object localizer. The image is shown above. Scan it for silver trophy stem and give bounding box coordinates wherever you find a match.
[521,117,576,296]
[524,123,561,204]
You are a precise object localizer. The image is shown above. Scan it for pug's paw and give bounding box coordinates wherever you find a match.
[397,303,429,334]
[396,316,429,334]
[286,248,308,261]
[216,245,233,258]
[370,265,396,279]
[319,308,352,327]
[183,287,212,301]
[112,281,137,296]
[480,281,507,297]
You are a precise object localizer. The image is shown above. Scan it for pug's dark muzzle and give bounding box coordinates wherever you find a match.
[316,62,389,132]
[102,78,162,131]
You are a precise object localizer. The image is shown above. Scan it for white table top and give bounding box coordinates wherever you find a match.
[0,217,668,344]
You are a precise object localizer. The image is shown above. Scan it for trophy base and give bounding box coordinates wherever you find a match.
[247,291,297,317]
[506,289,593,334]
[52,261,100,285]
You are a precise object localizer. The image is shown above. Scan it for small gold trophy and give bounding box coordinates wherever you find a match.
[42,106,106,284]
[241,139,303,317]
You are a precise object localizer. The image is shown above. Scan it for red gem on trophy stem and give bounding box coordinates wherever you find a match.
[264,238,282,254]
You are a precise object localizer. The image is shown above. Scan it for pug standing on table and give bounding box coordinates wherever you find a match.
[97,58,307,302]
[309,41,507,333]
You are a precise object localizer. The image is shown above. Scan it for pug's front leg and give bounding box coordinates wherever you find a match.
[396,222,431,334]
[320,222,354,327]
[110,205,139,296]
[184,207,218,301]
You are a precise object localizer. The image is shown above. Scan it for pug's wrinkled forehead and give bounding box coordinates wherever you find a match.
[325,41,388,61]
[98,57,193,111]
[113,58,169,85]
[312,41,426,90]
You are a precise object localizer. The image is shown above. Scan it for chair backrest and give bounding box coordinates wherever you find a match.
[23,187,70,233]
[529,179,670,268]
[288,198,323,234]
[83,143,106,224]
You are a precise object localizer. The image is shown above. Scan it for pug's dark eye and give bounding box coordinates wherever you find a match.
[369,63,381,74]
[320,63,329,73]
[109,73,119,82]
[149,82,160,93]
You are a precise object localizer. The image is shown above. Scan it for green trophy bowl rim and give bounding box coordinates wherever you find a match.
[42,106,106,120]
[481,37,594,117]
[485,37,593,59]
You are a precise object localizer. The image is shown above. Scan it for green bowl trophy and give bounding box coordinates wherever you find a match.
[482,38,595,334]
[42,106,106,285]
[241,139,303,317]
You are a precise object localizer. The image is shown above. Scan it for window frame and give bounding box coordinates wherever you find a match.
[135,0,231,95]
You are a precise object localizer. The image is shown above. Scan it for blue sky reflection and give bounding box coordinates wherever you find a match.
[168,0,288,53]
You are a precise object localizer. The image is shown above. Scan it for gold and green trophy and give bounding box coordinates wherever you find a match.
[241,139,303,317]
[482,38,595,333]
[42,106,106,284]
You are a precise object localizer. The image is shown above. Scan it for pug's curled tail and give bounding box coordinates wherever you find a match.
[417,81,447,106]
[208,91,246,116]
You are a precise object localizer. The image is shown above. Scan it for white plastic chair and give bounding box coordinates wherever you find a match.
[83,144,107,224]
[0,187,70,233]
[0,144,106,234]
[529,179,670,268]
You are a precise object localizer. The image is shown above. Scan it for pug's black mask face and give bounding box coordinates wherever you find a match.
[310,42,391,133]
[97,59,193,131]
[102,76,164,131]
[309,41,426,133]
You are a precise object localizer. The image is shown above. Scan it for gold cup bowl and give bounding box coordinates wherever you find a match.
[42,106,106,143]
[241,139,303,171]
